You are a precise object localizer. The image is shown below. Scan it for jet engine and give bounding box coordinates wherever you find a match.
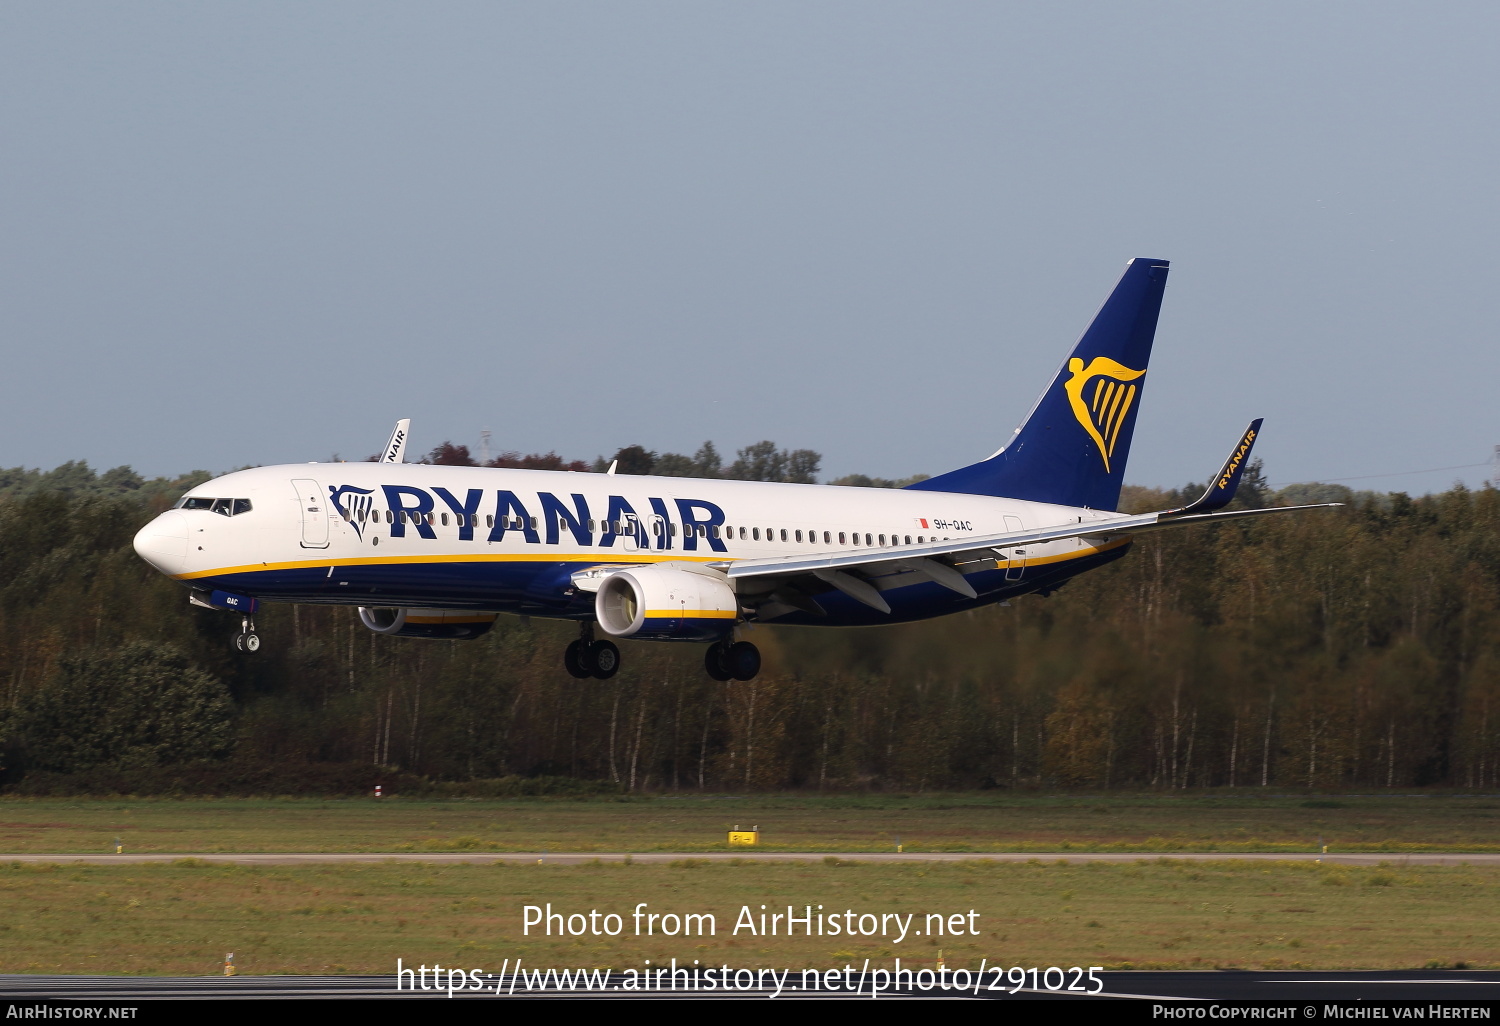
[594,565,738,642]
[357,607,497,640]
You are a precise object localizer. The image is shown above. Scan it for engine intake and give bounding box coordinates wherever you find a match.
[358,607,497,640]
[595,565,738,641]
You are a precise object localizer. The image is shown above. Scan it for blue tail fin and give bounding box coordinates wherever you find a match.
[909,257,1169,510]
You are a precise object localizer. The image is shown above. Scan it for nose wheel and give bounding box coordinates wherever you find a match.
[234,617,260,653]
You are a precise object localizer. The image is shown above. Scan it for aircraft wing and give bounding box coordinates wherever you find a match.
[723,420,1339,613]
[725,504,1334,580]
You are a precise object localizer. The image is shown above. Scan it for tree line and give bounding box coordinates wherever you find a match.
[0,452,1496,793]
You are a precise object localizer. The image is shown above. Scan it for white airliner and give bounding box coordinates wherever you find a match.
[133,258,1334,681]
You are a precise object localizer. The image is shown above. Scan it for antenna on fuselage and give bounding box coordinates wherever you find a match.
[606,459,618,475]
[382,419,411,464]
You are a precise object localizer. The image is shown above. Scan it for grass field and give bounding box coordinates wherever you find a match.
[0,794,1498,855]
[0,858,1494,975]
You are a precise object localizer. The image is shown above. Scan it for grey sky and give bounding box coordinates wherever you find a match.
[2,2,1496,494]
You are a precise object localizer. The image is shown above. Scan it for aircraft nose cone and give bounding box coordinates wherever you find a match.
[133,511,189,576]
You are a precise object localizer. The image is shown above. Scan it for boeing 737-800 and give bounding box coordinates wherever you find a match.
[132,258,1334,681]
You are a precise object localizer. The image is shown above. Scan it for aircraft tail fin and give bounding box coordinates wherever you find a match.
[909,257,1169,509]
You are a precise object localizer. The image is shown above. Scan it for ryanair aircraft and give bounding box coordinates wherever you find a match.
[133,259,1333,682]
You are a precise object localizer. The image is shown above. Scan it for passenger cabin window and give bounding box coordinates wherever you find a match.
[866,533,873,546]
[441,513,450,526]
[752,527,760,541]
[839,532,846,544]
[795,529,803,542]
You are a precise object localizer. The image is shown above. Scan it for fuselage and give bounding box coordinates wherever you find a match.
[132,462,1134,630]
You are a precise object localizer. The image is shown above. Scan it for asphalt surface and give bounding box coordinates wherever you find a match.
[3,970,1500,1000]
[3,851,1498,866]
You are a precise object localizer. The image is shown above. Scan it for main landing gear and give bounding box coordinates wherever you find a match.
[560,626,761,682]
[564,623,620,680]
[705,640,760,682]
[234,616,260,653]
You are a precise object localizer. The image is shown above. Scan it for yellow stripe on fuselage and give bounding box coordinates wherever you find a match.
[172,550,724,581]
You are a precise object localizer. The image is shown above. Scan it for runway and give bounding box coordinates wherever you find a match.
[3,851,1497,866]
[3,970,1500,1001]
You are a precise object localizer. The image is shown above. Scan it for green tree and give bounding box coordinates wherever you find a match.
[609,445,657,476]
[10,643,234,772]
[693,441,723,477]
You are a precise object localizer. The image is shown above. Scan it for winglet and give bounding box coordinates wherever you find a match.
[381,419,411,464]
[1164,419,1263,517]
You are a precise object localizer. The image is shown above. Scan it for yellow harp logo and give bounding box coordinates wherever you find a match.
[1064,357,1146,473]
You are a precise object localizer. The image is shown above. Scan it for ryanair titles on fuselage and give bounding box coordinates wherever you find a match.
[332,481,732,552]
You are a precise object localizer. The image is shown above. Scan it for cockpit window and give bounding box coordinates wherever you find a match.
[174,496,253,516]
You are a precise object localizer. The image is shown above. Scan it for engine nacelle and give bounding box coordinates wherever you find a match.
[595,565,738,641]
[358,607,497,640]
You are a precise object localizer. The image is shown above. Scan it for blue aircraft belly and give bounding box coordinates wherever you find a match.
[188,542,1130,628]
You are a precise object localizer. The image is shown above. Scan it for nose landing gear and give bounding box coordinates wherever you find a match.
[563,623,620,680]
[234,617,260,653]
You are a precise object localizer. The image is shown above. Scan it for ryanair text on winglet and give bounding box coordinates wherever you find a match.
[1217,428,1257,491]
